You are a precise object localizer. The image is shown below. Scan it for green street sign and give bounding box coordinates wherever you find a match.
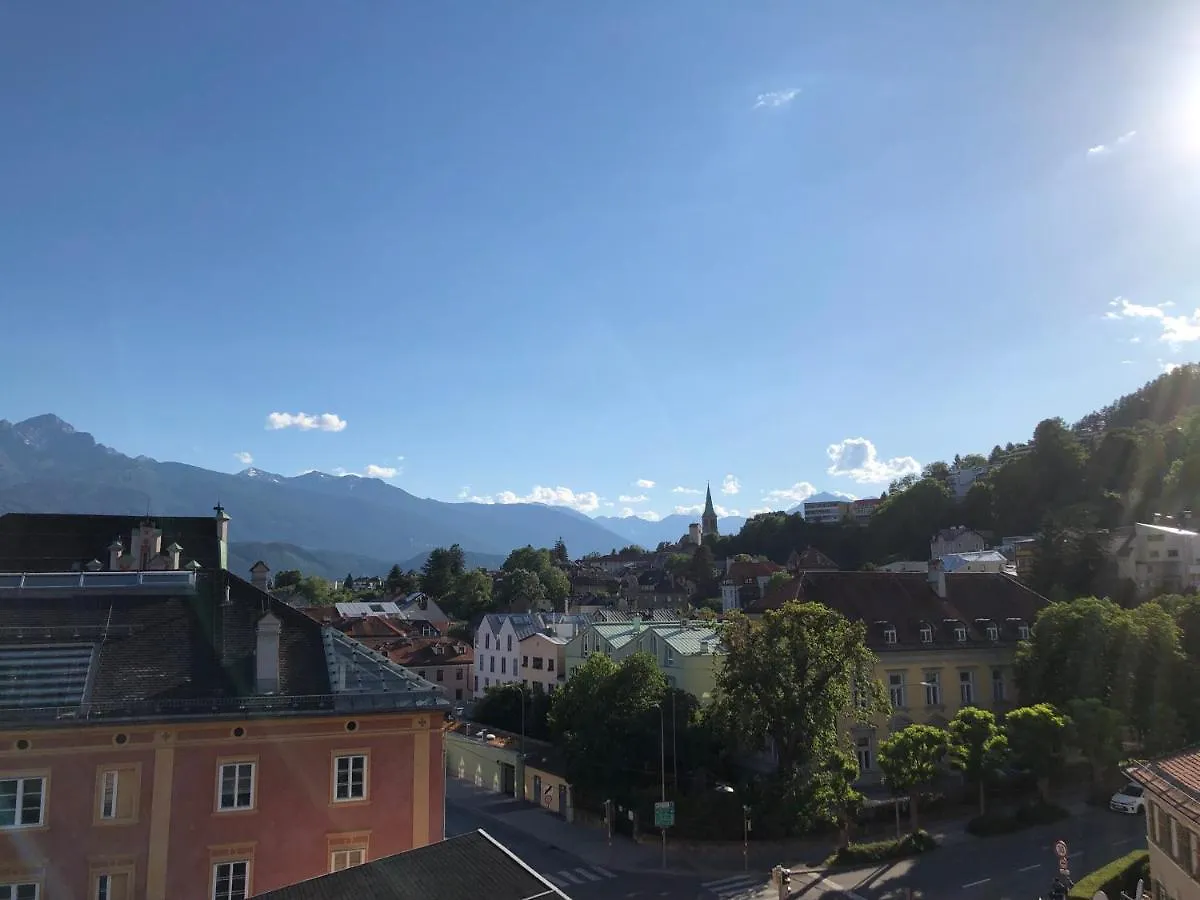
[654,801,675,828]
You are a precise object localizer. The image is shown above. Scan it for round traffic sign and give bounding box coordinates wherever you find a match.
[1055,840,1068,858]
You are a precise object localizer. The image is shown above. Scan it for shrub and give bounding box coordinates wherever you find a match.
[825,829,937,866]
[1068,849,1149,900]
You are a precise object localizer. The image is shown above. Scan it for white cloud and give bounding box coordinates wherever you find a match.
[467,485,601,513]
[1130,336,1142,343]
[763,482,819,504]
[457,486,471,499]
[332,463,400,480]
[1087,130,1137,156]
[265,411,347,432]
[1161,360,1183,374]
[754,88,801,109]
[634,478,656,489]
[826,438,921,485]
[618,494,649,504]
[233,451,254,465]
[721,474,741,495]
[675,503,739,517]
[672,486,702,495]
[1104,297,1200,348]
[747,507,774,517]
[1121,360,1134,365]
[618,508,662,521]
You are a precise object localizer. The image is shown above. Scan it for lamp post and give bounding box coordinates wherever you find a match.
[716,784,749,872]
[659,701,667,870]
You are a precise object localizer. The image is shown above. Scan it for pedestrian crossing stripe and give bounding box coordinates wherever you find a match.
[700,873,763,898]
[544,866,617,887]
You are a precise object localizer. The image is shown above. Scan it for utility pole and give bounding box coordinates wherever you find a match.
[659,701,667,870]
[742,805,750,872]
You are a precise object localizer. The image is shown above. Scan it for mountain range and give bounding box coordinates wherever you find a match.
[0,415,751,575]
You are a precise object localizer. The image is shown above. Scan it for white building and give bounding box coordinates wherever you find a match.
[473,612,588,696]
[1113,522,1200,595]
[803,500,851,524]
[941,550,1009,574]
[930,527,987,559]
[946,466,991,501]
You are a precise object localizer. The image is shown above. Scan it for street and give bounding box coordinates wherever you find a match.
[788,808,1147,899]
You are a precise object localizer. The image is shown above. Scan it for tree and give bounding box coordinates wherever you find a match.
[686,544,719,599]
[947,707,1007,815]
[385,563,419,597]
[344,572,354,591]
[420,548,460,599]
[552,538,569,565]
[273,569,302,590]
[503,545,553,575]
[1005,703,1067,802]
[539,566,571,611]
[877,724,948,831]
[1066,698,1124,789]
[451,569,495,619]
[496,568,546,612]
[472,683,552,741]
[710,603,883,834]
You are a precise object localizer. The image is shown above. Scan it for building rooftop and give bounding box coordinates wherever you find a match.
[647,622,724,656]
[1129,746,1200,824]
[334,601,403,618]
[747,571,1046,648]
[0,569,446,725]
[254,829,571,900]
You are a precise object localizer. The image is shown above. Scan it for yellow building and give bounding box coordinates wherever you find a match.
[562,616,724,702]
[748,559,1046,780]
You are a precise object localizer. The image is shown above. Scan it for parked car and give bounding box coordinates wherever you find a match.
[1109,782,1146,814]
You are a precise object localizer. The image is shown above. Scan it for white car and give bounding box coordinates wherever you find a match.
[1110,783,1146,814]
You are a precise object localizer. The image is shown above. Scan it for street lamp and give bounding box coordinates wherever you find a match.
[716,784,750,871]
[653,701,667,870]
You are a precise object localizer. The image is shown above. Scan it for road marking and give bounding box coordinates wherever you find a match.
[557,870,585,884]
[1068,851,1083,859]
[700,874,761,898]
[1113,838,1134,847]
[701,874,760,889]
[593,866,616,878]
[963,878,991,888]
[545,873,568,887]
[576,868,602,882]
[801,873,866,900]
[1019,864,1042,872]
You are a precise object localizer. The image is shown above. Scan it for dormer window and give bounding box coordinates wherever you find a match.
[920,624,933,644]
[987,623,999,641]
[883,625,897,645]
[1018,622,1031,640]
[954,624,967,643]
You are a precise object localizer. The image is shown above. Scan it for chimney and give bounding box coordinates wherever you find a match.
[250,561,271,591]
[927,558,947,598]
[166,543,182,571]
[214,504,231,543]
[255,612,282,693]
[107,539,123,571]
[85,559,102,572]
[632,614,643,632]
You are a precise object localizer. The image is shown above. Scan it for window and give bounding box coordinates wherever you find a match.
[417,670,426,679]
[94,872,131,900]
[484,677,489,687]
[986,623,999,641]
[485,634,490,649]
[883,626,897,645]
[1168,549,1180,558]
[456,669,463,680]
[0,776,45,828]
[489,657,495,672]
[474,676,478,692]
[500,658,506,674]
[924,672,941,706]
[532,657,543,670]
[920,625,933,644]
[664,648,674,666]
[101,770,118,819]
[954,625,967,643]
[434,669,443,682]
[959,671,974,705]
[334,755,367,802]
[522,655,529,668]
[992,668,1005,701]
[0,885,38,900]
[455,688,463,700]
[96,765,139,824]
[217,763,254,811]
[477,657,483,670]
[212,861,249,900]
[855,736,873,772]
[547,658,555,672]
[888,673,905,708]
[1017,623,1031,640]
[507,635,513,652]
[330,848,365,872]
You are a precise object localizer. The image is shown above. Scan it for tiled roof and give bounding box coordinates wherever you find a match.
[788,547,839,570]
[388,638,473,668]
[0,569,444,724]
[1129,746,1200,825]
[0,512,223,572]
[746,571,1046,648]
[724,560,784,583]
[254,829,570,900]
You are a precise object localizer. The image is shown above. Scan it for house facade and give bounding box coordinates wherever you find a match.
[1128,748,1200,900]
[747,560,1045,781]
[1113,522,1200,596]
[389,637,474,703]
[803,500,851,524]
[720,560,785,613]
[473,613,587,696]
[930,526,987,559]
[0,510,448,900]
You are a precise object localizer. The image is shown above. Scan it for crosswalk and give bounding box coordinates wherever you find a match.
[542,865,617,888]
[700,873,767,898]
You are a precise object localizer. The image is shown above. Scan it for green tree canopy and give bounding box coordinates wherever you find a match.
[1005,703,1067,800]
[947,706,1007,814]
[496,568,547,612]
[1066,698,1124,787]
[877,724,948,830]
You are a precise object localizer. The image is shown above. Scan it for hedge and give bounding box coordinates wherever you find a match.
[965,802,1069,837]
[825,829,937,866]
[1067,849,1149,900]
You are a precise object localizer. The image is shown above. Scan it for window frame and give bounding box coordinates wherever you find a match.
[90,860,135,900]
[959,670,974,705]
[215,759,257,813]
[986,623,999,641]
[0,773,48,830]
[887,673,905,708]
[924,671,941,706]
[920,624,933,644]
[211,860,251,900]
[95,763,141,825]
[0,884,39,900]
[332,751,370,804]
[330,848,366,872]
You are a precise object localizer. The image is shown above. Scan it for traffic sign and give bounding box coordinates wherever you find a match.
[654,801,675,828]
[1054,840,1069,859]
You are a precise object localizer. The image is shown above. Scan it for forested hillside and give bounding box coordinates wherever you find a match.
[714,365,1200,599]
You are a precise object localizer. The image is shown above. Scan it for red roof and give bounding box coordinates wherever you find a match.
[1130,747,1200,825]
[723,560,784,584]
[388,637,474,668]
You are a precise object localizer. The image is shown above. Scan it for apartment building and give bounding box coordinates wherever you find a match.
[473,613,588,696]
[803,500,851,524]
[1129,748,1200,900]
[0,511,447,900]
[1113,522,1200,596]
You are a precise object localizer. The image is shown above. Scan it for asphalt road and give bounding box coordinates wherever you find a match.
[790,807,1147,900]
[444,798,782,900]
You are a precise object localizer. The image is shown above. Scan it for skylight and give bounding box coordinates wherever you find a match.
[0,644,94,709]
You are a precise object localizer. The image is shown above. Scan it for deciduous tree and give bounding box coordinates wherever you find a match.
[947,707,1006,815]
[877,724,948,831]
[1005,703,1067,801]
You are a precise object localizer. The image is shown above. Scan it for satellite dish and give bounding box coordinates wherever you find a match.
[1092,892,1108,900]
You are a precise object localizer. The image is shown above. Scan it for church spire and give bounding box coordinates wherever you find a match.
[701,482,719,537]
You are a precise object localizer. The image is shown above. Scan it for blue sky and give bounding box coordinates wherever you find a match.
[2,2,1198,522]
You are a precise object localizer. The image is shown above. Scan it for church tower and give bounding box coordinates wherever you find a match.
[701,483,719,537]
